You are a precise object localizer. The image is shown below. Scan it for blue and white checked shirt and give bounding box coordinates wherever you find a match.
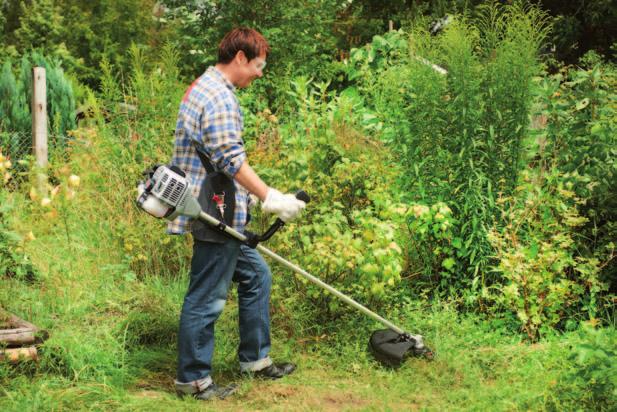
[167,67,252,235]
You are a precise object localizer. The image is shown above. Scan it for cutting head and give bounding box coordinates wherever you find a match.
[369,329,434,367]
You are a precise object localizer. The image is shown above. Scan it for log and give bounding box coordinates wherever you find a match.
[8,314,39,331]
[0,313,47,345]
[0,329,36,345]
[0,347,38,362]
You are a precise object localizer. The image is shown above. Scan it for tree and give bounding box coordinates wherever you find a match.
[14,0,63,52]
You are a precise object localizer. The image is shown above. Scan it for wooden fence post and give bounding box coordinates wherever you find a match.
[32,67,48,168]
[389,20,394,31]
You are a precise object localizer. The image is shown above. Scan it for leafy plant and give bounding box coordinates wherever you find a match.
[551,325,617,411]
[488,169,607,340]
[534,62,617,292]
[350,2,550,296]
[0,189,37,282]
[405,201,462,293]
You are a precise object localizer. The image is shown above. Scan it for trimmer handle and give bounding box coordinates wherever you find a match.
[258,190,310,242]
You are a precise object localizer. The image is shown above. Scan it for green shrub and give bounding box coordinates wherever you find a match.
[534,62,617,293]
[0,189,37,282]
[551,326,617,411]
[246,78,410,320]
[0,52,76,160]
[405,201,462,293]
[350,2,550,296]
[488,169,607,340]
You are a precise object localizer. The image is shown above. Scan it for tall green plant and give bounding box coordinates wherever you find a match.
[350,2,550,297]
[534,62,617,295]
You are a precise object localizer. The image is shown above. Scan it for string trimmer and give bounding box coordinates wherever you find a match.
[136,165,433,367]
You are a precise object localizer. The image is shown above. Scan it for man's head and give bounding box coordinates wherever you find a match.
[217,28,270,88]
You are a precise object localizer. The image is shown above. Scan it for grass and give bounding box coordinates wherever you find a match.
[0,233,579,411]
[0,175,602,411]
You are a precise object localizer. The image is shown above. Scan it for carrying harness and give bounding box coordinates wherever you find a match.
[190,140,238,244]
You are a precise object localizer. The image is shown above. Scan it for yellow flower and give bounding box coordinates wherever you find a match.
[68,175,80,188]
[41,197,52,207]
[25,231,36,241]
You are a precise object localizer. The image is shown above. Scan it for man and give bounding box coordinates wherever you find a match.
[168,28,306,400]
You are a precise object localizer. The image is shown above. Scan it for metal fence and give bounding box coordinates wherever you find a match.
[0,131,71,163]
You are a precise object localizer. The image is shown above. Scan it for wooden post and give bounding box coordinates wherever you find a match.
[389,20,394,31]
[32,67,48,168]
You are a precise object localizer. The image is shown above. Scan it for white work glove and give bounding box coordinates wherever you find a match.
[261,188,306,222]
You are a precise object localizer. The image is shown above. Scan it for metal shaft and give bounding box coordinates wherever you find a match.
[198,211,414,336]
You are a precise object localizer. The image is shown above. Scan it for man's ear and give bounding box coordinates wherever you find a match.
[235,50,247,65]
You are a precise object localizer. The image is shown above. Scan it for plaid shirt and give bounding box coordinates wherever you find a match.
[167,66,252,235]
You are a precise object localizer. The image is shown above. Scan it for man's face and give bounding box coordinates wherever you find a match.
[236,51,266,88]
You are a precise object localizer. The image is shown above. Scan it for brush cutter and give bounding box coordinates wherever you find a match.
[136,164,433,367]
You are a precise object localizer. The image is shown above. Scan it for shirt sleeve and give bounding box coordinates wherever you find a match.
[201,96,246,178]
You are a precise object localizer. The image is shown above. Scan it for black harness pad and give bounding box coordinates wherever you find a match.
[190,142,237,243]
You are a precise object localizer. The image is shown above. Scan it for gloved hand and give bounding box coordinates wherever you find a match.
[261,188,306,222]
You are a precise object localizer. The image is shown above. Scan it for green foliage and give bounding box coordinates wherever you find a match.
[93,43,190,278]
[0,52,76,160]
[551,325,617,411]
[13,0,62,52]
[0,190,37,282]
[488,169,606,340]
[405,202,462,292]
[0,60,30,151]
[534,63,617,289]
[345,30,410,87]
[542,0,617,64]
[348,2,550,295]
[245,77,410,318]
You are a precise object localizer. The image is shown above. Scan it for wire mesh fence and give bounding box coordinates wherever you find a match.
[0,131,72,163]
[0,131,74,190]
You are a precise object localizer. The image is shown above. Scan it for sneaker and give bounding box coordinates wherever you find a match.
[189,383,239,401]
[247,362,296,379]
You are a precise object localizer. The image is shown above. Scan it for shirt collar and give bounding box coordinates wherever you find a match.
[207,66,235,91]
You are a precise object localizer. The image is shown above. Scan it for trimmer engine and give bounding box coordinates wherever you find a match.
[136,165,201,220]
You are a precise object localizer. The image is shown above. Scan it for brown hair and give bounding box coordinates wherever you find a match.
[218,28,270,64]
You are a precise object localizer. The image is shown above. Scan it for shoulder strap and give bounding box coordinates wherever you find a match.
[191,139,216,173]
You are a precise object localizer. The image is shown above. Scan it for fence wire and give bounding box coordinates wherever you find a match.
[1,131,74,191]
[0,131,72,163]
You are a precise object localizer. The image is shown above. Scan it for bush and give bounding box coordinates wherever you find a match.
[551,325,617,411]
[348,2,550,295]
[246,77,410,321]
[0,52,76,160]
[488,169,607,340]
[534,62,617,293]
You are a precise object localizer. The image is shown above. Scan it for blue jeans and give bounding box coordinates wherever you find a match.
[176,238,272,386]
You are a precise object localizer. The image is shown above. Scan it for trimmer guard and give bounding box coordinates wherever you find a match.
[369,329,433,367]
